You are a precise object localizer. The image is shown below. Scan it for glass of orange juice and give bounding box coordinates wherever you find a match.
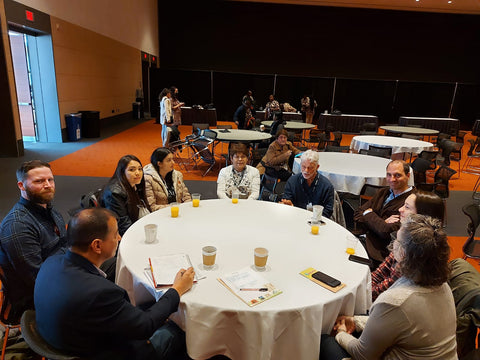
[232,190,239,204]
[346,236,357,255]
[170,203,179,218]
[192,193,201,207]
[311,221,320,235]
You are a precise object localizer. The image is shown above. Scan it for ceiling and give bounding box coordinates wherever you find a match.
[233,0,480,14]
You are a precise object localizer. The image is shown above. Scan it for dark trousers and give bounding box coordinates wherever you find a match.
[319,334,350,360]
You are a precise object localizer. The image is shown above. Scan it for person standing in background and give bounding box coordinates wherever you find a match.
[300,94,310,121]
[242,90,255,109]
[264,94,280,120]
[159,88,172,145]
[305,95,317,124]
[170,86,185,126]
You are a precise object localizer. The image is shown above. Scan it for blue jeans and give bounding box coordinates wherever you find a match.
[149,321,190,360]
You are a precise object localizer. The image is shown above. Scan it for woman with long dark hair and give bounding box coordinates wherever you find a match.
[143,147,191,211]
[102,155,150,236]
[159,88,172,145]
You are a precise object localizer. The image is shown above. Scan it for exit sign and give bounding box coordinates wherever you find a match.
[25,10,34,22]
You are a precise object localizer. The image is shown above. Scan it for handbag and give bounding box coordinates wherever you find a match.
[137,201,150,219]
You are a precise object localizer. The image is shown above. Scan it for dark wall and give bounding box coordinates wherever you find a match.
[155,1,480,128]
[159,1,480,83]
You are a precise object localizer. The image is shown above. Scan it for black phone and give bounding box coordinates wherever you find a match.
[348,254,372,266]
[311,271,341,287]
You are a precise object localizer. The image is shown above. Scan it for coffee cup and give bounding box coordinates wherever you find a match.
[202,246,217,270]
[254,247,269,271]
[144,224,157,243]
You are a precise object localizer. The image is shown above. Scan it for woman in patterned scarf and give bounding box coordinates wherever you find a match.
[217,143,261,200]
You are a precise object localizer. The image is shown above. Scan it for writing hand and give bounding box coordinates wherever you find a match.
[172,267,195,296]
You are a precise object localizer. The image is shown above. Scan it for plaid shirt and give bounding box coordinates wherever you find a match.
[0,197,67,319]
[371,252,400,301]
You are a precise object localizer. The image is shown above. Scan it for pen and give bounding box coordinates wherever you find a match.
[239,288,268,291]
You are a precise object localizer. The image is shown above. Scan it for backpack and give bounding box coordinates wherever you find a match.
[80,189,102,208]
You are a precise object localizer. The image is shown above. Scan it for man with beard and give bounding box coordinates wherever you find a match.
[0,160,67,320]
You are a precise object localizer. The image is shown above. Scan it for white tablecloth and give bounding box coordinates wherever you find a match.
[116,200,371,360]
[293,153,415,195]
[261,120,316,130]
[211,129,271,142]
[350,135,434,155]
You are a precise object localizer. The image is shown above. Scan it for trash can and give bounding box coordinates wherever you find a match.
[79,110,100,138]
[65,113,82,141]
[132,102,142,120]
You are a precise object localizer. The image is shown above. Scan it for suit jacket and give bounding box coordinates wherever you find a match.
[34,251,180,359]
[354,187,413,261]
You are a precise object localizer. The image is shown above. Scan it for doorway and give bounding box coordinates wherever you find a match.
[9,30,36,142]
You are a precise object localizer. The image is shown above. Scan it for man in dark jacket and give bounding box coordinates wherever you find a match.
[354,160,413,265]
[34,208,194,359]
[234,100,256,129]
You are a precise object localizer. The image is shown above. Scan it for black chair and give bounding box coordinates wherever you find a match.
[324,145,350,153]
[359,122,377,135]
[192,123,209,134]
[273,181,287,200]
[250,148,267,168]
[448,258,480,359]
[437,139,463,176]
[410,157,432,185]
[418,150,439,171]
[258,174,279,201]
[189,137,217,176]
[463,137,480,175]
[462,204,480,261]
[332,131,343,146]
[303,129,323,149]
[0,267,21,360]
[416,165,457,200]
[401,134,423,140]
[20,310,79,360]
[368,145,392,159]
[359,184,389,208]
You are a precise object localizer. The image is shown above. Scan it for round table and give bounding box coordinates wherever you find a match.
[292,152,415,195]
[380,126,439,137]
[116,200,371,360]
[350,135,434,155]
[261,120,316,131]
[211,129,271,142]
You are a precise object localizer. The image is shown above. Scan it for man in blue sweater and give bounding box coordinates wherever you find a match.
[280,150,334,218]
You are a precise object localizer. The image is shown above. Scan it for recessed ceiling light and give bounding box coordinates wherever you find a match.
[448,0,452,3]
[415,0,420,2]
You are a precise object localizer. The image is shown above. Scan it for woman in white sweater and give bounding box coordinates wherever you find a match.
[320,214,458,360]
[217,142,260,200]
[159,88,172,146]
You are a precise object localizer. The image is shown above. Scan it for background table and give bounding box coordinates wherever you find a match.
[292,152,415,195]
[211,129,271,143]
[116,200,371,360]
[255,110,302,122]
[316,114,378,133]
[261,120,316,131]
[398,116,459,137]
[380,125,439,137]
[350,135,434,155]
[181,107,217,126]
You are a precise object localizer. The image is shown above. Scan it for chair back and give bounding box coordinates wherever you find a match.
[191,138,215,165]
[410,158,432,185]
[332,131,342,146]
[433,165,457,198]
[368,145,392,159]
[419,150,438,170]
[359,184,389,207]
[258,174,278,201]
[0,266,20,326]
[20,310,79,360]
[462,204,480,244]
[192,123,209,134]
[324,145,350,153]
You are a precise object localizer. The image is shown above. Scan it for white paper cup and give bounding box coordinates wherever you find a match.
[144,224,157,244]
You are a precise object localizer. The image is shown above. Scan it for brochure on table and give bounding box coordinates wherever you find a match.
[218,267,282,307]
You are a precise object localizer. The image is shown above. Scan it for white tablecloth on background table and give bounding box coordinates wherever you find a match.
[293,153,415,195]
[261,120,316,130]
[350,135,434,155]
[116,200,371,360]
[211,129,271,142]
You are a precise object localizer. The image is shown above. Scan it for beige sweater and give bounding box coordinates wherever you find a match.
[143,164,191,211]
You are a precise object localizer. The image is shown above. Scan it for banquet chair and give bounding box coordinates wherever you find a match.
[192,123,209,134]
[359,184,389,208]
[324,145,350,153]
[189,137,217,176]
[447,258,480,360]
[418,150,439,171]
[461,204,480,262]
[20,310,80,360]
[258,174,279,201]
[410,157,432,185]
[303,129,323,149]
[368,145,392,159]
[250,148,267,168]
[437,139,463,177]
[463,138,480,175]
[401,134,423,140]
[332,131,343,146]
[0,267,21,360]
[273,180,287,201]
[359,122,377,135]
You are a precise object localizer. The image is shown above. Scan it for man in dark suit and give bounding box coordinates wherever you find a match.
[354,160,413,266]
[34,208,194,359]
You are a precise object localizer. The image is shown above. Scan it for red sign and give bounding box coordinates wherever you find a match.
[25,10,34,22]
